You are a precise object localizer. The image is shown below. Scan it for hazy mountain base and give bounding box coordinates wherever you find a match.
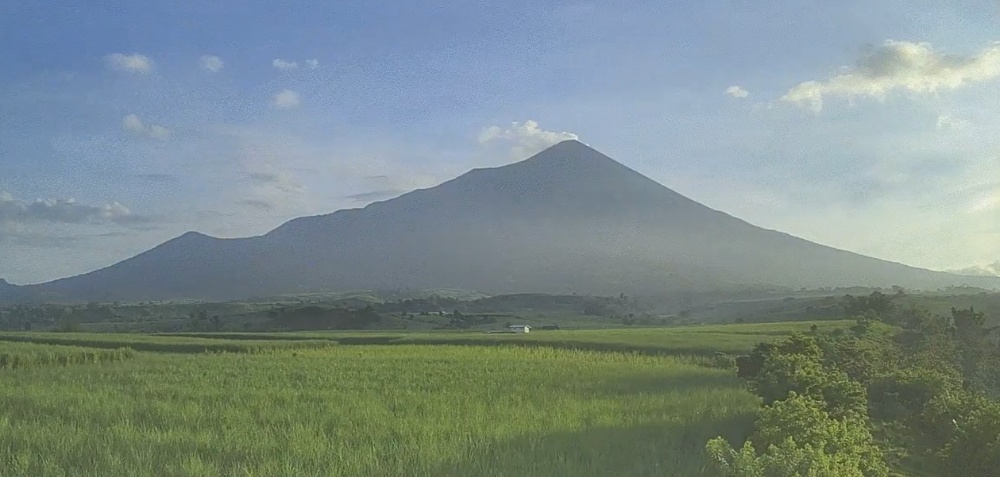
[4,287,1000,335]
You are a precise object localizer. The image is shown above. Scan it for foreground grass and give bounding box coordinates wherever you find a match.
[0,345,758,477]
[0,342,133,370]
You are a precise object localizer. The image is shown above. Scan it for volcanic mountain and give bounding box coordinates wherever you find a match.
[9,140,997,301]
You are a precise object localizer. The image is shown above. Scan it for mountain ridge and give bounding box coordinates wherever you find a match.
[6,139,999,302]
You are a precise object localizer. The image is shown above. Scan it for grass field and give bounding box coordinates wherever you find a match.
[0,322,848,476]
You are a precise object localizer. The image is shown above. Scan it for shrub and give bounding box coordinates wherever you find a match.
[705,393,887,477]
[938,398,1000,477]
[752,351,867,420]
[867,368,962,421]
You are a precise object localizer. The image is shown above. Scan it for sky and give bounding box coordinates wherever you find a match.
[1,0,999,284]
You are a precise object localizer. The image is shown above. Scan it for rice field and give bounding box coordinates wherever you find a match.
[0,342,133,370]
[0,322,825,476]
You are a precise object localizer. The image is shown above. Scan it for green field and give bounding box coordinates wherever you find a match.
[0,323,850,476]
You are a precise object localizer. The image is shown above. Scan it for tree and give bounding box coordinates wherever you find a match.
[843,292,895,320]
[950,306,985,337]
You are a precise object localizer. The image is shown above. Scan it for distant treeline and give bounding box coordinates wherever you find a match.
[268,305,382,331]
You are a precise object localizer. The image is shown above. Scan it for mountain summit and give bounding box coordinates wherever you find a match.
[14,140,998,301]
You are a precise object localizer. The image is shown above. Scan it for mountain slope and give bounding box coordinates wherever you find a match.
[14,140,1000,301]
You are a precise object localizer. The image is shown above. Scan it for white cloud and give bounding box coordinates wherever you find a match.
[0,191,146,228]
[122,114,171,139]
[305,59,319,69]
[122,114,145,133]
[949,262,1000,277]
[725,85,749,98]
[936,114,967,131]
[200,55,224,73]
[968,194,1000,213]
[104,53,154,74]
[478,120,579,159]
[148,125,172,139]
[783,40,1000,112]
[272,89,301,109]
[272,58,298,71]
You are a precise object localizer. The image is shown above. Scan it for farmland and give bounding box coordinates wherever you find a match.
[0,323,822,476]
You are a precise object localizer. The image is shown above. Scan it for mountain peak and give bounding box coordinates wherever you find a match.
[527,139,611,165]
[485,139,638,184]
[177,231,214,241]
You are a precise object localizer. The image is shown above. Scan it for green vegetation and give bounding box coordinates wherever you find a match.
[0,343,756,477]
[708,291,1000,477]
[0,321,832,476]
[2,295,999,476]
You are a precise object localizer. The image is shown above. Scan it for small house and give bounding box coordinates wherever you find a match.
[508,325,531,334]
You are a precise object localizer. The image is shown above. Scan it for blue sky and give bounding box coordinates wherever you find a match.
[2,0,999,283]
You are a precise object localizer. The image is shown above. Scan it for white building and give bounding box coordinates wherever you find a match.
[508,325,531,334]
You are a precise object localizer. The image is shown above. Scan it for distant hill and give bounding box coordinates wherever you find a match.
[8,140,999,302]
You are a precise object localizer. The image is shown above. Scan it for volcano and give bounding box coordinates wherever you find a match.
[11,140,997,301]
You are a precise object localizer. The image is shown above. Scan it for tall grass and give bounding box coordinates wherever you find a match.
[0,345,758,477]
[0,342,133,370]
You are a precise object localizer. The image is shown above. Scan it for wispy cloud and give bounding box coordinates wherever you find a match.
[239,199,276,211]
[272,58,298,71]
[479,120,578,159]
[783,40,1000,112]
[272,89,300,109]
[247,170,304,194]
[0,191,148,228]
[725,85,749,98]
[122,114,171,139]
[968,194,1000,214]
[137,173,179,184]
[305,59,319,69]
[200,55,224,73]
[344,190,405,202]
[104,53,154,74]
